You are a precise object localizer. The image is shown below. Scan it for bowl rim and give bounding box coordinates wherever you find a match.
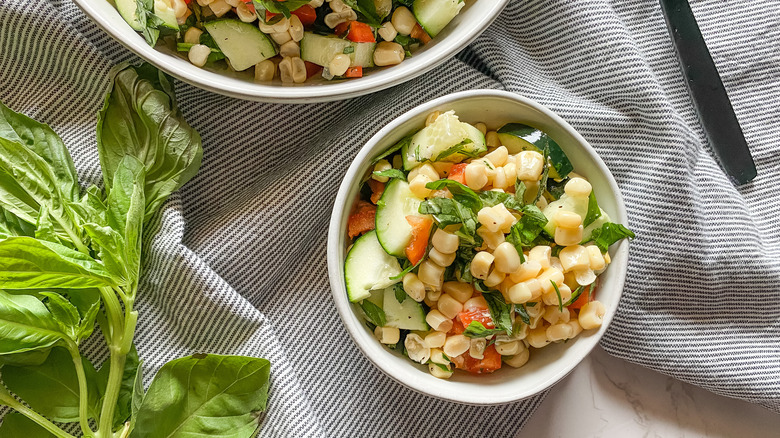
[70,0,511,103]
[327,89,629,405]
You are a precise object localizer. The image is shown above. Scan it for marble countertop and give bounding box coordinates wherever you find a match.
[520,346,780,437]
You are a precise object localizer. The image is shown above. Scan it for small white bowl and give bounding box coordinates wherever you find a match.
[327,90,630,405]
[71,0,509,103]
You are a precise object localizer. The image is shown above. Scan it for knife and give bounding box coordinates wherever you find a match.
[659,0,757,185]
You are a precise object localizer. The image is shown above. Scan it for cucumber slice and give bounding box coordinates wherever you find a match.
[582,210,610,243]
[402,111,486,170]
[497,123,574,179]
[345,231,402,303]
[116,0,144,31]
[376,179,425,257]
[542,193,589,237]
[154,0,179,31]
[300,32,375,68]
[383,288,428,331]
[203,19,277,71]
[413,0,465,38]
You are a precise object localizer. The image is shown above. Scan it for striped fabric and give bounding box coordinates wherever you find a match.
[1,0,778,436]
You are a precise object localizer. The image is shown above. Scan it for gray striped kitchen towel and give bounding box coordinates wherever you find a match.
[1,0,778,436]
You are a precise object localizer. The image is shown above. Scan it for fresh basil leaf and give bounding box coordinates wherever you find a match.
[515,180,527,205]
[0,412,55,437]
[0,237,116,289]
[479,287,513,336]
[590,222,635,252]
[360,299,386,327]
[425,179,482,212]
[130,359,145,429]
[0,169,40,225]
[394,283,406,303]
[131,354,271,437]
[83,223,128,282]
[463,321,504,338]
[106,155,146,289]
[505,225,526,263]
[0,290,65,355]
[0,207,35,239]
[0,137,82,244]
[0,101,79,202]
[372,134,412,165]
[373,169,406,181]
[39,292,81,342]
[34,205,60,244]
[515,304,530,325]
[583,192,601,226]
[479,190,523,211]
[3,347,101,422]
[97,63,203,223]
[0,349,51,367]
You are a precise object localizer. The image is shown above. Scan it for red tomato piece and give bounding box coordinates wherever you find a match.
[346,21,376,43]
[304,61,322,79]
[568,281,598,310]
[453,345,503,374]
[458,308,495,329]
[404,216,433,265]
[448,163,468,185]
[345,66,363,78]
[266,4,315,26]
[448,318,465,335]
[347,201,376,239]
[367,179,385,205]
[411,23,431,44]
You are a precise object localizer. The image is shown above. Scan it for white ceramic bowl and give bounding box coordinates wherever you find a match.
[327,90,630,405]
[72,0,509,103]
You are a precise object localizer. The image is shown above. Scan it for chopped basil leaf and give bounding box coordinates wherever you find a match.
[432,362,450,372]
[515,180,527,205]
[394,283,406,303]
[463,321,505,338]
[583,191,601,226]
[564,285,585,306]
[360,299,386,327]
[589,222,635,252]
[373,168,406,181]
[515,304,530,325]
[371,134,413,165]
[418,197,478,238]
[425,179,482,212]
[507,204,548,250]
[433,139,477,161]
[547,177,569,200]
[478,190,523,211]
[343,46,355,54]
[551,280,563,312]
[477,284,513,336]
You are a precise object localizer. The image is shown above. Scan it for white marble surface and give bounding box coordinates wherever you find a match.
[520,346,780,437]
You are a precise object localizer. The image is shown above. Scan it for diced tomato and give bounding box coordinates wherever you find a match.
[411,23,431,44]
[345,66,363,78]
[347,201,376,238]
[568,281,598,310]
[404,216,433,265]
[458,308,494,329]
[266,4,317,27]
[452,345,502,374]
[368,179,385,204]
[334,21,376,43]
[448,318,465,335]
[448,163,468,185]
[304,61,322,79]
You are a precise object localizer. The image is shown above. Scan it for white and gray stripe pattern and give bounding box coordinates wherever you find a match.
[1,0,778,436]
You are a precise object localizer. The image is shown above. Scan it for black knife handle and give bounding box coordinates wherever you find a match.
[660,0,757,184]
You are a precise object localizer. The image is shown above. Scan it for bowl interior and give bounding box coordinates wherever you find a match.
[328,91,629,404]
[73,0,509,102]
